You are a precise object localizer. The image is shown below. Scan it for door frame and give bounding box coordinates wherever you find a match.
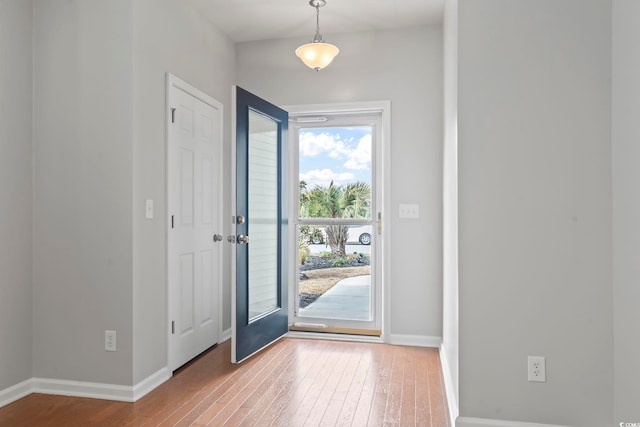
[284,101,391,342]
[166,73,224,371]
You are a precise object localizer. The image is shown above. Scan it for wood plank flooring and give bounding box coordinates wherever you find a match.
[0,338,450,426]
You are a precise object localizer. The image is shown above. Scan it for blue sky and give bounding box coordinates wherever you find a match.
[298,126,372,189]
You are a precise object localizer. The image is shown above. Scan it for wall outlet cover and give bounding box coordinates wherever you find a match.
[105,330,117,352]
[528,356,546,382]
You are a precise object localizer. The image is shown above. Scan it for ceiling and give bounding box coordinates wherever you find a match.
[188,0,445,43]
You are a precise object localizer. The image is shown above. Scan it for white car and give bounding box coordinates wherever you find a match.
[347,225,372,245]
[306,225,372,245]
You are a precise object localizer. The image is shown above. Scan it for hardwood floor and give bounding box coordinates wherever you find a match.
[0,338,450,426]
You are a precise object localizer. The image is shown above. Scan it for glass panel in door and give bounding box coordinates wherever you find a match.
[298,222,373,321]
[293,122,381,334]
[248,111,279,321]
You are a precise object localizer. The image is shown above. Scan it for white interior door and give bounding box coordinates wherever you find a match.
[167,75,223,371]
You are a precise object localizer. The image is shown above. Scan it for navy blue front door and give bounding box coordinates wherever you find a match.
[232,86,288,363]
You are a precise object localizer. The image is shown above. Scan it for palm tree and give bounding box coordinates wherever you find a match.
[300,181,371,256]
[298,180,310,218]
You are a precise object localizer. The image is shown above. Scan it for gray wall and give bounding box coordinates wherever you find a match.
[29,0,236,387]
[0,0,235,389]
[236,26,444,339]
[9,4,636,425]
[2,1,443,397]
[0,0,34,391]
[612,0,640,422]
[33,0,134,385]
[131,0,236,383]
[442,0,459,417]
[458,1,613,425]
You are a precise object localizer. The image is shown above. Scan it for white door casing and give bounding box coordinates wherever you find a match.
[286,101,391,338]
[167,74,223,371]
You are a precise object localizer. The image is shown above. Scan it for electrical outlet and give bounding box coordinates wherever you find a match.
[105,330,117,352]
[528,356,545,382]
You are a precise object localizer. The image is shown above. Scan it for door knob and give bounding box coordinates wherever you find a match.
[213,234,223,242]
[227,235,236,243]
[237,234,250,244]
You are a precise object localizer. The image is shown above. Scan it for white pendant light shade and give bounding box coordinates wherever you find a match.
[296,0,339,71]
[295,42,339,71]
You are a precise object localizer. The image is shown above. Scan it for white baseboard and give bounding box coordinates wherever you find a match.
[225,329,439,348]
[456,417,569,427]
[132,367,171,401]
[0,378,32,408]
[440,343,459,424]
[32,377,135,402]
[387,334,442,348]
[0,367,172,408]
[286,331,384,343]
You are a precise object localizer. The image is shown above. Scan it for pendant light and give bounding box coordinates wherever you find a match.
[295,0,339,71]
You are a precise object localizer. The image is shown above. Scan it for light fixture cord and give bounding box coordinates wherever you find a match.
[314,4,322,42]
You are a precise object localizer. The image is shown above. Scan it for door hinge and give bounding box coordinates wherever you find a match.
[171,320,175,334]
[377,212,382,234]
[170,107,176,123]
[171,215,174,228]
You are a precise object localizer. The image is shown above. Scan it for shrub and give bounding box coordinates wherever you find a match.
[299,242,310,265]
[332,257,347,267]
[299,248,310,265]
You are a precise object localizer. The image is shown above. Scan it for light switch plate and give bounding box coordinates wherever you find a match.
[145,199,153,219]
[399,203,419,219]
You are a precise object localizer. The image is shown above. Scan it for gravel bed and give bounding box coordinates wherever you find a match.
[299,254,370,271]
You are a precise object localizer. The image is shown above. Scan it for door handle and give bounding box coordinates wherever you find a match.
[227,235,236,244]
[213,234,223,242]
[237,234,250,245]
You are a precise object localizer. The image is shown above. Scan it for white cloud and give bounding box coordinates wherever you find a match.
[300,169,356,188]
[299,132,350,158]
[344,134,371,170]
[299,131,371,172]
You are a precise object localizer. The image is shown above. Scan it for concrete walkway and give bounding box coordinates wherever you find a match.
[299,275,371,321]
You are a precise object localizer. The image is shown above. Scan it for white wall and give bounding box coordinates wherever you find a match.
[612,0,640,422]
[237,26,444,340]
[458,1,612,426]
[132,0,236,383]
[0,0,33,391]
[442,0,459,420]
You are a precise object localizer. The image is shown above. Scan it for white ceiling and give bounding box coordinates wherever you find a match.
[188,0,444,43]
